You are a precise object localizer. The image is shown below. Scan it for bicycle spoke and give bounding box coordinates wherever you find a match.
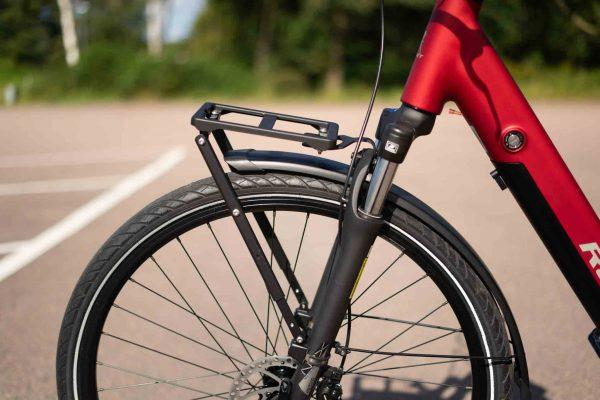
[112,303,246,366]
[346,371,472,390]
[188,385,269,400]
[265,294,271,356]
[351,252,404,305]
[342,273,429,327]
[206,224,277,353]
[347,301,448,372]
[97,361,232,397]
[128,278,265,354]
[151,254,247,370]
[352,330,460,373]
[349,313,461,332]
[101,332,234,379]
[357,358,466,374]
[272,213,310,350]
[270,297,290,352]
[403,330,458,352]
[176,237,255,362]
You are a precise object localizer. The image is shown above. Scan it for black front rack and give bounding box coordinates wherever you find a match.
[188,101,373,346]
[191,102,354,152]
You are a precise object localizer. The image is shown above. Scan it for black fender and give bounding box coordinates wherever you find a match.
[225,149,530,398]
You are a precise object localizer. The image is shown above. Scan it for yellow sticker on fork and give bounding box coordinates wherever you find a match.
[349,257,368,300]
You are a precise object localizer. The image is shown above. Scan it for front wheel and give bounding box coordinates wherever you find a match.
[57,173,513,400]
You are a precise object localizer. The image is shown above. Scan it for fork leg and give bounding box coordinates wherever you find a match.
[289,150,384,400]
[287,105,436,400]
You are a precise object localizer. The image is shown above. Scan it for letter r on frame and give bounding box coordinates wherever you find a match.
[579,242,600,279]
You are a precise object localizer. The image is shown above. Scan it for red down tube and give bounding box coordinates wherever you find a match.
[401,0,600,324]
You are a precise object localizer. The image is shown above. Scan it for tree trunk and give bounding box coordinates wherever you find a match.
[56,0,80,67]
[146,0,164,56]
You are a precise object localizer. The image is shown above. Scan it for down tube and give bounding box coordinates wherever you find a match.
[401,0,600,325]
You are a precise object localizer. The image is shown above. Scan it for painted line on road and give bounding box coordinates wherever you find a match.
[0,146,186,282]
[0,241,26,255]
[0,175,124,196]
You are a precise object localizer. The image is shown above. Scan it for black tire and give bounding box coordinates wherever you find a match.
[57,173,512,400]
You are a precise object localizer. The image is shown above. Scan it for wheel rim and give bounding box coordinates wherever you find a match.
[72,194,495,400]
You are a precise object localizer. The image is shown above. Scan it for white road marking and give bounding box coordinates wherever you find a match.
[0,175,124,196]
[0,241,26,255]
[0,146,186,282]
[0,146,170,168]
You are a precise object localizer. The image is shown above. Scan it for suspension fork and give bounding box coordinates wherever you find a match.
[287,104,436,400]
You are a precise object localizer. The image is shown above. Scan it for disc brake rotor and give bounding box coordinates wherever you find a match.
[229,356,298,400]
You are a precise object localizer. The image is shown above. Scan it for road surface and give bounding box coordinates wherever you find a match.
[0,101,598,399]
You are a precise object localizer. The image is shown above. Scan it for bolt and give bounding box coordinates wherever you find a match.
[198,136,206,145]
[290,323,295,328]
[319,127,328,137]
[504,131,524,151]
[296,336,304,344]
[295,288,300,293]
[232,209,241,217]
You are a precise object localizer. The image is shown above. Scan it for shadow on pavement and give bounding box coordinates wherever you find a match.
[348,375,549,400]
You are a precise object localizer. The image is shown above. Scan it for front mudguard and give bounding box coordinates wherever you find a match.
[225,149,530,399]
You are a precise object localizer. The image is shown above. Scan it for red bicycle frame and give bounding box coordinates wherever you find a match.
[402,0,600,325]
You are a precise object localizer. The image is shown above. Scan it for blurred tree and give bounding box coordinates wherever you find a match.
[481,0,599,67]
[254,0,277,77]
[1,0,597,98]
[0,0,62,65]
[189,0,261,64]
[57,0,80,66]
[189,0,598,85]
[145,0,165,56]
[85,0,146,46]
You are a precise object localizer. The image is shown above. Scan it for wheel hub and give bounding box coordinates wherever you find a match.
[229,356,297,400]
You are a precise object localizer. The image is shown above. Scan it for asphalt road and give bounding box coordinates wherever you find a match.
[0,101,598,399]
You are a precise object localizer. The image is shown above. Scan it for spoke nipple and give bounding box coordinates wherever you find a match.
[232,209,241,217]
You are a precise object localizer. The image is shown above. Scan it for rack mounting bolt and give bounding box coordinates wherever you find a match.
[198,136,206,146]
[232,209,241,217]
[296,336,304,344]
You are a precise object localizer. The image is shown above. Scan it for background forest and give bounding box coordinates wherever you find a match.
[1,0,599,102]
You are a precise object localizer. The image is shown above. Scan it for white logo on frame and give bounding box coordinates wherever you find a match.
[579,242,600,278]
[385,141,399,154]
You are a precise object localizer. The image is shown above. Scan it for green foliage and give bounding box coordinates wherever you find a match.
[8,43,257,101]
[0,0,598,101]
[81,0,148,48]
[0,0,62,65]
[481,0,599,67]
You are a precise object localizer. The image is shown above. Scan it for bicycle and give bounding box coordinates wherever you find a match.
[56,1,600,399]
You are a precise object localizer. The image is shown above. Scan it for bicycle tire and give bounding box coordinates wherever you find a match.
[56,173,512,400]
